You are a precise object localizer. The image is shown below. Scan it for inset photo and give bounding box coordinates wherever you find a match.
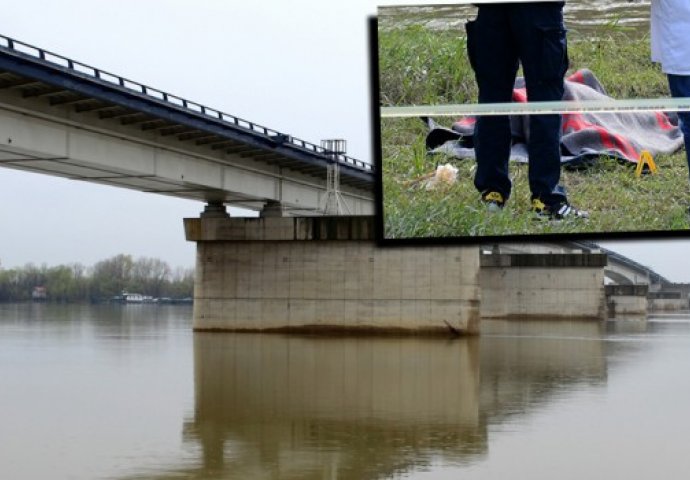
[376,1,690,241]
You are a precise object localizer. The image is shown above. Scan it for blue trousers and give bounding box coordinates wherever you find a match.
[466,2,568,205]
[668,74,690,174]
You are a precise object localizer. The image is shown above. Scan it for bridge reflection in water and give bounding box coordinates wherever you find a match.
[156,321,612,479]
[186,335,482,478]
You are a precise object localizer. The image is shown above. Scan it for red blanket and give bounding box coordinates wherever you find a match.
[425,69,684,165]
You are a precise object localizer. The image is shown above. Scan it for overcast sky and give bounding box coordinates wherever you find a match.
[1,0,689,282]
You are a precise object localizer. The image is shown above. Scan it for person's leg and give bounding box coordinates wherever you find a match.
[667,74,690,175]
[466,5,519,203]
[512,2,569,208]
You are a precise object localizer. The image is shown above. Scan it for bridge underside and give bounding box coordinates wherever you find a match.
[0,40,374,214]
[604,269,634,285]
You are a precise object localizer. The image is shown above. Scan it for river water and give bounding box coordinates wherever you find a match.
[2,303,690,479]
[379,1,652,36]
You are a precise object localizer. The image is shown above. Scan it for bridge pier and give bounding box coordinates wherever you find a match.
[259,200,286,218]
[184,216,480,335]
[200,201,229,219]
[480,253,608,319]
[605,285,648,317]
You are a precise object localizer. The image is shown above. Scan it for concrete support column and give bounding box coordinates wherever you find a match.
[200,201,229,219]
[480,253,608,319]
[605,284,648,317]
[260,201,286,218]
[184,216,481,335]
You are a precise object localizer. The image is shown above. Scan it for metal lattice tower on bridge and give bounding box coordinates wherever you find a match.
[320,139,352,215]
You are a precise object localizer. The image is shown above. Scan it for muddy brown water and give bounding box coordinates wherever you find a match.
[379,1,652,37]
[2,303,690,479]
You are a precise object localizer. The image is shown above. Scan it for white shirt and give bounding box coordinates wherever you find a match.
[651,0,690,75]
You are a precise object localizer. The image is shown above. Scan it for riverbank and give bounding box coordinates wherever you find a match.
[0,254,194,303]
[380,27,690,239]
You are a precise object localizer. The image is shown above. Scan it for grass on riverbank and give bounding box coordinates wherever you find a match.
[379,25,690,239]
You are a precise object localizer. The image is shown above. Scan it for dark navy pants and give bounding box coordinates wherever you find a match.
[668,74,690,175]
[466,2,568,205]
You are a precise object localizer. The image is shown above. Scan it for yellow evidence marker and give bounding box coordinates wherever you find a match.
[635,150,658,177]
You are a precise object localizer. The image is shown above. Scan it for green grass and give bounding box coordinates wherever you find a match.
[379,25,476,106]
[379,25,690,239]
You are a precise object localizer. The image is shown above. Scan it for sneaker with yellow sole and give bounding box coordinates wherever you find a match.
[532,198,589,220]
[481,191,506,212]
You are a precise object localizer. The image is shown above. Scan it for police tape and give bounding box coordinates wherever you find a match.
[380,98,690,118]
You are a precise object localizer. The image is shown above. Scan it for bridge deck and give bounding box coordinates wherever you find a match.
[0,34,374,205]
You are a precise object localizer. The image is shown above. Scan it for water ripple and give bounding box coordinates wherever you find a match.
[379,1,652,36]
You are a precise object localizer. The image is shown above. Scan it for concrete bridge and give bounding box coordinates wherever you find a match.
[0,33,479,334]
[486,241,685,315]
[572,242,670,288]
[0,34,374,216]
[0,34,673,333]
[484,241,670,288]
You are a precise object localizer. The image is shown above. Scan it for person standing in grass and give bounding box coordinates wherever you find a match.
[651,0,690,177]
[465,2,587,219]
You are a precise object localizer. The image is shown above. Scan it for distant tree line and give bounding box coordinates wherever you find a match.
[0,254,194,303]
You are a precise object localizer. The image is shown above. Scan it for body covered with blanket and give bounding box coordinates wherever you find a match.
[426,69,684,165]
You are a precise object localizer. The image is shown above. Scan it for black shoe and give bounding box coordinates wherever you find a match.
[532,198,589,220]
[481,191,506,212]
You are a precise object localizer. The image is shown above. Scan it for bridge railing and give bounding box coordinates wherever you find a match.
[0,34,373,173]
